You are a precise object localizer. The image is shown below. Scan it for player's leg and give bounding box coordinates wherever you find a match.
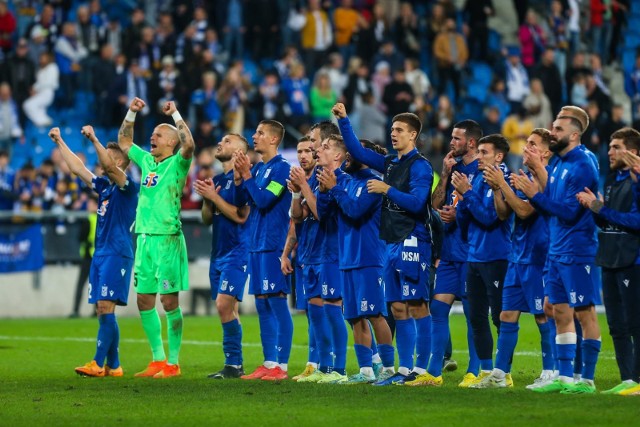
[426,261,457,382]
[292,262,318,380]
[601,268,635,393]
[261,252,293,381]
[320,263,348,381]
[243,252,278,379]
[619,265,640,395]
[103,255,133,376]
[466,262,493,379]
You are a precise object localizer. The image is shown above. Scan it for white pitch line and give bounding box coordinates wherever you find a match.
[0,335,617,359]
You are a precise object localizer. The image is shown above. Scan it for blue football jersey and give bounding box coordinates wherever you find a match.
[441,158,478,262]
[92,175,138,259]
[211,170,248,266]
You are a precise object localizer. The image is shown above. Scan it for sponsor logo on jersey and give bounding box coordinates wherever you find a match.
[402,251,419,262]
[585,265,591,274]
[142,172,159,188]
[121,269,126,277]
[97,199,109,216]
[624,279,630,287]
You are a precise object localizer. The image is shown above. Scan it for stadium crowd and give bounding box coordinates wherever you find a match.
[1,0,639,217]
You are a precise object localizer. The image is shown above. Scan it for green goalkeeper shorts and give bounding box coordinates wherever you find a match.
[134,233,189,294]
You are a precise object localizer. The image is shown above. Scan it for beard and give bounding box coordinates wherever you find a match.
[549,136,570,153]
[216,153,232,162]
[450,144,468,158]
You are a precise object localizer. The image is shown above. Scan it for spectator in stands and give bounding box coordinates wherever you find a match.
[426,2,448,49]
[319,52,347,99]
[0,83,23,156]
[505,46,530,114]
[368,2,391,54]
[121,8,146,58]
[191,71,222,129]
[523,78,553,129]
[357,91,387,146]
[114,59,149,143]
[481,105,503,135]
[27,24,49,67]
[429,94,455,155]
[532,47,563,116]
[251,71,287,126]
[310,71,338,123]
[567,0,582,57]
[463,0,494,61]
[334,0,361,67]
[393,2,420,59]
[92,44,118,128]
[502,105,534,171]
[566,51,591,101]
[281,61,310,132]
[382,67,414,120]
[625,53,640,121]
[156,11,178,60]
[372,39,405,74]
[0,0,16,54]
[0,149,15,213]
[370,60,391,110]
[590,53,611,97]
[247,0,279,60]
[433,18,468,102]
[599,103,627,173]
[13,163,37,213]
[103,18,123,57]
[586,72,612,115]
[54,22,88,108]
[25,4,58,51]
[23,51,59,128]
[132,26,161,78]
[548,0,569,77]
[518,9,546,71]
[591,0,613,64]
[1,37,35,128]
[301,0,333,74]
[217,62,252,135]
[343,58,371,116]
[216,0,245,62]
[486,77,511,122]
[405,57,431,111]
[571,72,588,107]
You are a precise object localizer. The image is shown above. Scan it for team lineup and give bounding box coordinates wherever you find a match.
[51,97,640,395]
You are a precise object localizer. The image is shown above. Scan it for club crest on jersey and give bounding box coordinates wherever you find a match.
[264,168,272,178]
[263,279,269,291]
[225,180,232,190]
[570,292,577,304]
[97,199,109,216]
[356,187,362,197]
[361,300,368,312]
[101,285,108,297]
[535,298,542,311]
[142,172,159,187]
[322,284,328,295]
[221,280,228,291]
[403,285,409,296]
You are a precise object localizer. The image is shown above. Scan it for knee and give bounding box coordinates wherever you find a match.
[390,304,407,320]
[500,311,518,323]
[408,301,428,318]
[96,301,115,316]
[160,294,179,312]
[137,294,155,311]
[215,298,233,317]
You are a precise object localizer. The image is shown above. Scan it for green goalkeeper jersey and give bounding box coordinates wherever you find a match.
[128,144,192,235]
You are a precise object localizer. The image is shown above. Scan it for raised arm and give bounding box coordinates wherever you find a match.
[48,127,94,187]
[333,103,385,172]
[118,97,145,155]
[163,101,195,160]
[81,125,128,188]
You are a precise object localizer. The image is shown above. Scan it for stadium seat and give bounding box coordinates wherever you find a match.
[622,48,638,72]
[467,82,488,103]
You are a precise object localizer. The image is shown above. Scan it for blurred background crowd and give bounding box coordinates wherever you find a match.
[1,0,640,221]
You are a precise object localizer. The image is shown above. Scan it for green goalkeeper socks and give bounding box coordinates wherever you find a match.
[140,308,166,361]
[166,306,183,365]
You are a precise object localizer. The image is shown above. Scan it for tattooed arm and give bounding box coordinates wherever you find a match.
[163,101,195,160]
[117,97,145,155]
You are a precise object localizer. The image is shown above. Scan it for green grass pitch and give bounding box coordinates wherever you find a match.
[0,313,638,426]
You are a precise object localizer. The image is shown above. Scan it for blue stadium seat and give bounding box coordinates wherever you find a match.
[467,82,488,103]
[487,30,502,54]
[469,61,494,87]
[623,48,638,72]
